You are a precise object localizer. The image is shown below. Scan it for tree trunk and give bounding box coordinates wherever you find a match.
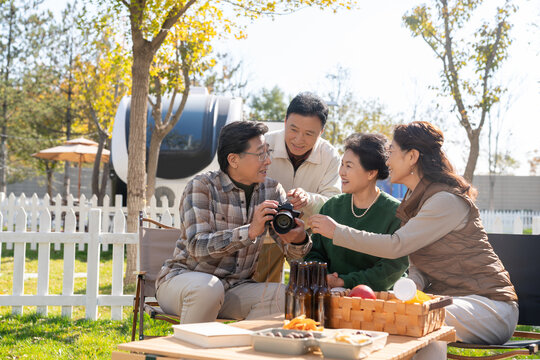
[125,47,153,285]
[46,162,53,199]
[92,134,104,196]
[0,120,6,194]
[146,65,191,201]
[0,3,15,194]
[0,99,6,193]
[100,160,110,205]
[62,47,74,201]
[123,0,197,285]
[62,162,71,200]
[146,131,163,201]
[464,131,480,183]
[487,114,497,211]
[92,132,109,206]
[488,175,495,210]
[99,138,111,206]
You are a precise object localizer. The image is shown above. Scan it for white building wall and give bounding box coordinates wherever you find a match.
[472,175,540,211]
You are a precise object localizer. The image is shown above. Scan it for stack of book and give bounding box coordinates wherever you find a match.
[172,322,253,348]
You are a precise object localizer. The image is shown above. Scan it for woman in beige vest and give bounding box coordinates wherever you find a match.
[309,121,518,358]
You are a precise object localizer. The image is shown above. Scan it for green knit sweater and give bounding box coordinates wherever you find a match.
[305,191,409,291]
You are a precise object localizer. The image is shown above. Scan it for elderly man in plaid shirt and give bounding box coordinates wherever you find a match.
[156,121,312,324]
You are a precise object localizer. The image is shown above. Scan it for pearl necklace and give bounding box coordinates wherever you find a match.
[351,187,381,219]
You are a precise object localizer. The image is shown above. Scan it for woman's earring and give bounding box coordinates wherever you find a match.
[410,170,414,175]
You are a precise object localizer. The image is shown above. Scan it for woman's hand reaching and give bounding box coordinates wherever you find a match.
[308,214,338,239]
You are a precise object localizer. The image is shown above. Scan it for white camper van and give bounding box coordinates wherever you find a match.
[110,88,282,205]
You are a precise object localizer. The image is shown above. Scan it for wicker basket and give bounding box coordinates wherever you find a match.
[328,291,452,337]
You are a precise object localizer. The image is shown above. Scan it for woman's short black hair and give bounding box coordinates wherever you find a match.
[217,121,269,173]
[344,133,390,180]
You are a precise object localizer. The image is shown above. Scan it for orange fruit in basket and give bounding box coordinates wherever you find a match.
[405,290,432,304]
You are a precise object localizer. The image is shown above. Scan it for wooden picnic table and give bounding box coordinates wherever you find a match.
[112,315,456,360]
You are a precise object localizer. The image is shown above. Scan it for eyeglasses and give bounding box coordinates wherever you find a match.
[242,149,274,162]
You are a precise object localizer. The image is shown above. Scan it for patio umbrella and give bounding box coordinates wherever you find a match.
[32,137,110,198]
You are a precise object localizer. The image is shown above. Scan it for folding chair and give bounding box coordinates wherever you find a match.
[131,212,182,341]
[447,233,540,359]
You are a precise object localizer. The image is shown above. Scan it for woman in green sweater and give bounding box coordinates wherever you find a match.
[305,133,408,291]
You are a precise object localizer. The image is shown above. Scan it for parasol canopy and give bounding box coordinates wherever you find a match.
[32,137,110,197]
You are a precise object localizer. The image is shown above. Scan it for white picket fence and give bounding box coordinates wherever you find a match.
[0,191,181,321]
[0,192,182,237]
[479,210,540,234]
[0,208,137,320]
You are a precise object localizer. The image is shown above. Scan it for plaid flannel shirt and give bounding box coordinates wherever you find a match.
[156,170,312,291]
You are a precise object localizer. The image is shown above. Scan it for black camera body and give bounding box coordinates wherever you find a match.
[272,202,301,234]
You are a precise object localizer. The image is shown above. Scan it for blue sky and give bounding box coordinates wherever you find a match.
[47,0,540,175]
[214,1,540,175]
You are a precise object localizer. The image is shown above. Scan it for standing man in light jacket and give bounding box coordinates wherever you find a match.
[254,92,341,283]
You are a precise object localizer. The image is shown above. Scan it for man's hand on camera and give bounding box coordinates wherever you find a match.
[276,218,307,244]
[287,188,309,210]
[248,200,278,240]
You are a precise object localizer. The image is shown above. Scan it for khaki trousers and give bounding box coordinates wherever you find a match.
[413,294,519,360]
[253,243,285,283]
[156,271,285,324]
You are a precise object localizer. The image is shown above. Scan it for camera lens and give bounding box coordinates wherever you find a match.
[273,211,294,234]
[276,213,292,228]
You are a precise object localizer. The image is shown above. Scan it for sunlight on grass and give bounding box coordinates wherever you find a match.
[0,312,173,359]
[0,243,134,319]
[0,243,173,359]
[1,243,538,359]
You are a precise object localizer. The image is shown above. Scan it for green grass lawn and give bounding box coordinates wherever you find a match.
[0,244,538,359]
[447,324,540,359]
[0,244,173,359]
[0,312,173,359]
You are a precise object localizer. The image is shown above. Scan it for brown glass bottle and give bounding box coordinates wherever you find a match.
[284,261,299,320]
[315,262,330,326]
[310,262,320,317]
[293,262,312,319]
[304,261,311,289]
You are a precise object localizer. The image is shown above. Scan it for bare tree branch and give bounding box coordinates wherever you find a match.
[165,42,191,134]
[478,20,505,133]
[82,78,109,137]
[441,0,472,137]
[129,0,149,48]
[420,33,445,60]
[150,75,163,127]
[162,87,178,127]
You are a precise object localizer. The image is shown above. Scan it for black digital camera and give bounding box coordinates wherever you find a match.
[272,202,301,234]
